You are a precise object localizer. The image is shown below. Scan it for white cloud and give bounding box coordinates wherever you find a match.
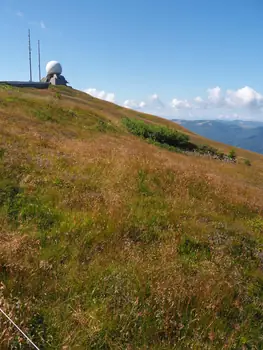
[123,100,135,109]
[139,101,146,108]
[193,96,209,110]
[123,94,165,112]
[205,86,263,111]
[124,99,146,109]
[194,96,203,103]
[207,86,222,105]
[83,85,263,120]
[169,86,263,118]
[171,98,191,109]
[85,88,115,103]
[151,93,159,100]
[225,86,263,109]
[40,20,46,29]
[16,11,24,17]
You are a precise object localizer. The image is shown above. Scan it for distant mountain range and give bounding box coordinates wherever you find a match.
[172,119,263,154]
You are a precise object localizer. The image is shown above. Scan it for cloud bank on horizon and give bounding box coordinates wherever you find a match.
[85,86,263,121]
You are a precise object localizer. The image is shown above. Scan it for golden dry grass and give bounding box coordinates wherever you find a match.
[0,85,263,349]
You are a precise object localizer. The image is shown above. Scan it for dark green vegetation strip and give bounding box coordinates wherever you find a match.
[122,117,237,160]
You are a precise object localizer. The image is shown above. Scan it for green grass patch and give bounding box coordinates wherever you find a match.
[34,108,55,122]
[96,119,117,133]
[0,179,21,206]
[137,169,155,196]
[178,237,211,261]
[229,235,257,265]
[8,192,59,231]
[248,217,263,234]
[11,312,55,349]
[0,84,20,92]
[0,180,59,233]
[124,196,170,243]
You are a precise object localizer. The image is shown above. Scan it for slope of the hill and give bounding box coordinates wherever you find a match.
[1,85,263,349]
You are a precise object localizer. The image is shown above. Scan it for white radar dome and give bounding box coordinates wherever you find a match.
[46,61,62,75]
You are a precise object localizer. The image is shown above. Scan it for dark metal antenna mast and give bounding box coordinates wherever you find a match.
[28,29,32,81]
[38,40,41,81]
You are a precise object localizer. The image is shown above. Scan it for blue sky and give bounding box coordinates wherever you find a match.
[1,0,263,120]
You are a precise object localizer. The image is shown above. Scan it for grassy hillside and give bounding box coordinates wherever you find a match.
[0,85,263,349]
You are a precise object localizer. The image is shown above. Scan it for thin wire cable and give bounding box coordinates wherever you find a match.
[0,307,40,350]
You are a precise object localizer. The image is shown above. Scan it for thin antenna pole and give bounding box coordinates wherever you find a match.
[28,29,32,82]
[38,40,41,81]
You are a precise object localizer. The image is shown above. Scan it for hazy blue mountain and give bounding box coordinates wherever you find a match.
[172,119,263,154]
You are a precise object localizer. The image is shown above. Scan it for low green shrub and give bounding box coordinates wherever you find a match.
[54,91,62,100]
[122,117,191,149]
[123,118,226,158]
[244,158,251,166]
[228,149,237,160]
[197,144,224,158]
